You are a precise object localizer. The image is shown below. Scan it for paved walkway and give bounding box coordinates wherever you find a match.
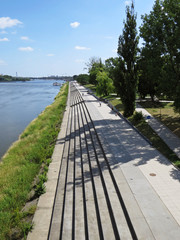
[28,83,180,240]
[136,103,180,159]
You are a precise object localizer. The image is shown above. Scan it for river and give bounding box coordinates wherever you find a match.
[0,79,65,159]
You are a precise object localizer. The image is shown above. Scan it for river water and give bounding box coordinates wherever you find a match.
[0,79,64,159]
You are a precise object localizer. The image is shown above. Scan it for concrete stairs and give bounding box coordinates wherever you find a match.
[48,83,138,240]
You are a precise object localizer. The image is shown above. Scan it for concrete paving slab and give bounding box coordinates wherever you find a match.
[27,208,52,240]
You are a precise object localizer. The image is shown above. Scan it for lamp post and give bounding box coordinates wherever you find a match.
[159,93,163,121]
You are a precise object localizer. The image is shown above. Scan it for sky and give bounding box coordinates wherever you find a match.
[0,0,155,77]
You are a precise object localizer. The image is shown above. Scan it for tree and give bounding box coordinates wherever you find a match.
[105,57,119,81]
[117,1,139,117]
[86,57,104,85]
[137,46,163,101]
[96,71,114,96]
[139,0,166,101]
[161,0,180,112]
[75,74,89,85]
[140,0,180,112]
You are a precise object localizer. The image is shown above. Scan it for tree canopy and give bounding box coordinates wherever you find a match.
[139,0,180,111]
[86,57,104,85]
[96,71,114,96]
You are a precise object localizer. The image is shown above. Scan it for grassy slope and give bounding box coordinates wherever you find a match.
[0,83,68,240]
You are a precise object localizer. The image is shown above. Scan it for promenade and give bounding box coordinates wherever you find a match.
[28,82,180,240]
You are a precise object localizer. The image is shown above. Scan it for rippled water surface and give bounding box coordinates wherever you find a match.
[0,79,64,159]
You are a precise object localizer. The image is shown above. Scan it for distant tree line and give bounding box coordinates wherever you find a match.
[0,75,73,82]
[0,75,30,82]
[74,0,180,116]
[35,76,73,81]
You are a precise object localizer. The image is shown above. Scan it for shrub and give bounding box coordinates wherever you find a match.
[132,111,144,122]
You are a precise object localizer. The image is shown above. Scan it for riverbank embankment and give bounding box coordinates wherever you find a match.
[0,83,68,240]
[28,82,180,239]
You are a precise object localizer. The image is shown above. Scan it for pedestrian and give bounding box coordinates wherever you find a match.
[99,101,101,107]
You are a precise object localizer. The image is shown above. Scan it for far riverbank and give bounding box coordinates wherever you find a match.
[0,75,30,82]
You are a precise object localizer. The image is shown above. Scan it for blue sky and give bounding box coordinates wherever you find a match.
[0,0,155,77]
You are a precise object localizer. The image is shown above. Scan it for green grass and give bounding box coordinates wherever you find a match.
[84,84,96,92]
[110,98,124,112]
[0,83,68,240]
[138,101,180,138]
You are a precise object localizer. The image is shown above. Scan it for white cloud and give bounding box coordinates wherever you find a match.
[0,37,9,42]
[21,36,29,41]
[0,17,22,29]
[47,53,55,57]
[0,30,8,34]
[112,49,117,53]
[18,46,34,52]
[104,36,113,39]
[70,22,80,28]
[125,1,131,6]
[75,59,85,63]
[75,46,90,50]
[0,59,6,65]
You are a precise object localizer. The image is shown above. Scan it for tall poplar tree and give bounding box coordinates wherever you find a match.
[116,1,139,117]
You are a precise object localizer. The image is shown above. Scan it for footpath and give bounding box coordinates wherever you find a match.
[28,82,180,240]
